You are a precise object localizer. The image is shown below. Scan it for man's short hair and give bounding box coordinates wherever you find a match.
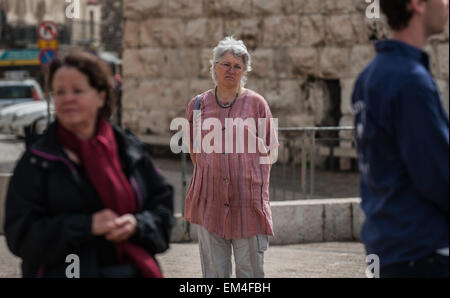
[380,0,414,30]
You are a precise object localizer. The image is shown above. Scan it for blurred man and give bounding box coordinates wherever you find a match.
[352,0,449,278]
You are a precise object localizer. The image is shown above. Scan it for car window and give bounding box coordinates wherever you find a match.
[0,86,33,99]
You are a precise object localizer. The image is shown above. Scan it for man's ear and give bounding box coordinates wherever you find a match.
[409,0,427,15]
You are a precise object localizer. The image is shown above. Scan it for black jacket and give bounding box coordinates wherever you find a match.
[4,122,174,277]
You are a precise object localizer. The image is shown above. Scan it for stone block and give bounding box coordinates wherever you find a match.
[326,15,355,46]
[351,13,370,44]
[172,199,364,244]
[282,0,304,14]
[245,78,265,96]
[288,47,319,76]
[323,0,355,13]
[122,49,146,78]
[263,16,299,47]
[250,49,275,78]
[299,15,325,47]
[122,109,140,132]
[224,19,261,49]
[436,79,449,117]
[320,47,349,79]
[350,45,375,77]
[138,80,189,112]
[139,48,165,77]
[264,80,302,110]
[121,78,140,109]
[200,48,214,79]
[437,43,449,79]
[303,0,323,14]
[205,0,253,17]
[424,45,440,79]
[137,81,161,110]
[190,79,213,100]
[123,0,165,19]
[185,18,208,47]
[163,49,201,79]
[273,48,290,79]
[123,20,140,48]
[252,0,283,15]
[354,0,369,12]
[352,200,364,241]
[139,109,169,135]
[324,201,352,241]
[270,200,324,244]
[140,18,184,47]
[166,0,203,18]
[206,18,224,47]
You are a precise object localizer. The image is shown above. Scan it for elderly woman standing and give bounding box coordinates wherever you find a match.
[5,52,173,278]
[185,37,279,278]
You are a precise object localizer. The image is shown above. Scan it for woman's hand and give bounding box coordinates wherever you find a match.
[91,209,119,236]
[105,214,137,243]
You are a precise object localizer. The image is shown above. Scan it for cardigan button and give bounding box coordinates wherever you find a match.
[41,161,49,168]
[29,157,37,164]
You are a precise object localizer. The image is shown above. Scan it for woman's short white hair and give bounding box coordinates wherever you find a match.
[210,36,252,87]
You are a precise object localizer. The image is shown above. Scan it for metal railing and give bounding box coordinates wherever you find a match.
[271,126,356,201]
[179,126,357,219]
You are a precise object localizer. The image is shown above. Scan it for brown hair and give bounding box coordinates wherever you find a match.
[47,51,116,120]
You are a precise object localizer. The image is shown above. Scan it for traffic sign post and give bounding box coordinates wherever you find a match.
[37,21,59,40]
[37,39,59,49]
[38,49,57,66]
[37,21,59,67]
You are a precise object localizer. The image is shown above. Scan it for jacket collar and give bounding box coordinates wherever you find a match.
[375,39,430,71]
[29,121,145,166]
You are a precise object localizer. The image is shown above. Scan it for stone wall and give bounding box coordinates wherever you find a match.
[122,0,449,142]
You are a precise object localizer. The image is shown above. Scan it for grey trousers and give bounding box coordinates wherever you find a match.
[197,225,269,278]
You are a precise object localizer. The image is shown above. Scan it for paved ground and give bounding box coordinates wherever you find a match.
[0,235,366,278]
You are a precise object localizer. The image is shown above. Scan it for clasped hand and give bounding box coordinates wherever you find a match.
[91,209,137,243]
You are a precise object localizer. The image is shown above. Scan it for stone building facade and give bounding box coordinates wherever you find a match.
[121,0,449,155]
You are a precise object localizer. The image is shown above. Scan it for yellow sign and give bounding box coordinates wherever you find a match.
[37,39,59,49]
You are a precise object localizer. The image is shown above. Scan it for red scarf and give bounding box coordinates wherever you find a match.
[57,119,163,278]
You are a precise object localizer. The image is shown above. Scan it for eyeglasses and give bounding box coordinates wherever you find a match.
[217,62,244,73]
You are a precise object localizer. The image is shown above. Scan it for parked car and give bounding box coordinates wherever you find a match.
[0,79,45,108]
[10,102,55,137]
[0,100,54,137]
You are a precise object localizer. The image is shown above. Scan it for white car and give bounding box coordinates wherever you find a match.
[0,79,45,108]
[0,100,55,137]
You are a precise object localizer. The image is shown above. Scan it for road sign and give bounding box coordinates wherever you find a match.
[37,39,59,49]
[37,21,59,40]
[38,49,57,66]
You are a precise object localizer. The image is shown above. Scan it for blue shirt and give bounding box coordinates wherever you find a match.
[352,40,449,268]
